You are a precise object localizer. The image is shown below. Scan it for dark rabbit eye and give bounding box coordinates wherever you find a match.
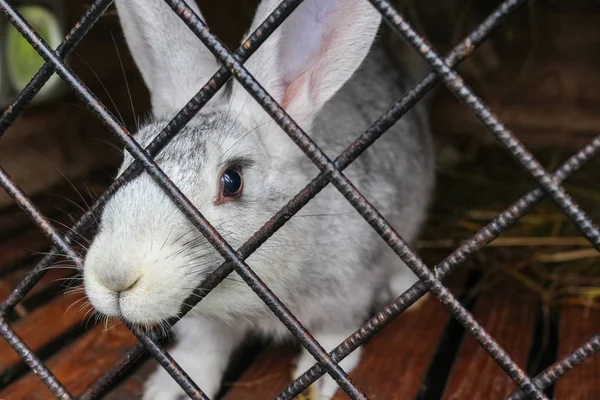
[220,168,243,198]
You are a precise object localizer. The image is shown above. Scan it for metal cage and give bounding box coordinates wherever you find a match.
[0,0,599,399]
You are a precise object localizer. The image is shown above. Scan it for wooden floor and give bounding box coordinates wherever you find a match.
[0,176,599,400]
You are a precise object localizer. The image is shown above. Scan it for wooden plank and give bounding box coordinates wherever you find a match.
[0,292,85,373]
[221,346,297,400]
[554,306,600,400]
[430,96,600,150]
[223,272,467,399]
[0,267,74,306]
[393,0,600,151]
[0,322,137,399]
[441,278,538,399]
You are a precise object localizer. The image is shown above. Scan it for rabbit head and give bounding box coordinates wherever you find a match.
[83,0,382,325]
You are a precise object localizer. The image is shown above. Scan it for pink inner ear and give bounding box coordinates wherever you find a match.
[281,74,306,109]
[280,23,336,113]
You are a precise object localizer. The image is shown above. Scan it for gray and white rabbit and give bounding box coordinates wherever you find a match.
[82,0,435,398]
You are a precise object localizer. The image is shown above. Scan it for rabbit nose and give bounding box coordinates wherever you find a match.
[117,277,141,294]
[100,274,141,294]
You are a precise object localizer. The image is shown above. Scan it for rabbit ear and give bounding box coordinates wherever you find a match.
[114,0,221,116]
[237,0,381,128]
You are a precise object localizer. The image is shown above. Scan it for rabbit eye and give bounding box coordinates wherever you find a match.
[220,168,243,198]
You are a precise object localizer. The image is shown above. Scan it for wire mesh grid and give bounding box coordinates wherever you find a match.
[0,0,599,399]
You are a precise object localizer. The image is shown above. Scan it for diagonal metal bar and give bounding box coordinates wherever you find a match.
[0,3,363,398]
[133,330,209,400]
[507,333,600,399]
[162,1,547,398]
[0,318,73,400]
[278,132,600,398]
[0,0,114,136]
[0,0,305,316]
[369,0,600,251]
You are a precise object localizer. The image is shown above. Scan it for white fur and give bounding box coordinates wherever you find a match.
[83,0,435,398]
[114,0,221,116]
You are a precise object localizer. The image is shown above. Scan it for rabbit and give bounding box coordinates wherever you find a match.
[82,0,435,398]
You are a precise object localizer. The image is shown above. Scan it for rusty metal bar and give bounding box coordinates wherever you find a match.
[507,333,600,399]
[0,318,73,399]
